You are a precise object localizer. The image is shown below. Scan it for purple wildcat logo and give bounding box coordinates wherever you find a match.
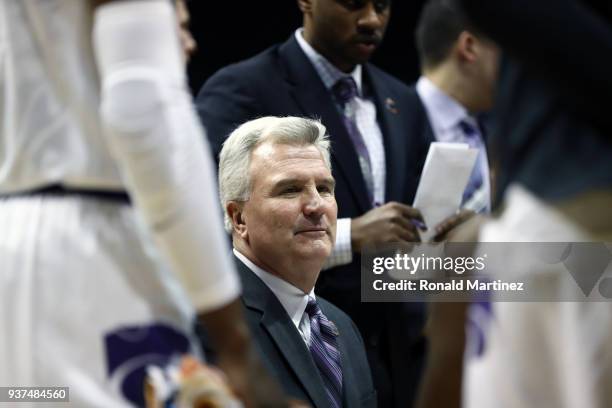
[466,297,493,359]
[105,323,190,406]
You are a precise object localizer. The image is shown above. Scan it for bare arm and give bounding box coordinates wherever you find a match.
[198,301,288,408]
[91,1,288,406]
[415,302,468,408]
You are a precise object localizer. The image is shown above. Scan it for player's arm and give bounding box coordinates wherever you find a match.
[415,302,468,408]
[90,1,287,406]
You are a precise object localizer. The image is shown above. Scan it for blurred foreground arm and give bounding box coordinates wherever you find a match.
[415,215,485,408]
[198,301,289,407]
[415,302,469,408]
[92,1,287,406]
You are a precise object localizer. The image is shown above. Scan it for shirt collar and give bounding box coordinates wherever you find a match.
[416,76,472,137]
[233,249,314,328]
[295,28,363,96]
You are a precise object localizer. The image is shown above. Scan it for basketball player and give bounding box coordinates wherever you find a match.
[0,1,285,406]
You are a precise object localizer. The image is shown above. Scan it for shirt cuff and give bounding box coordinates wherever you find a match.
[323,217,353,270]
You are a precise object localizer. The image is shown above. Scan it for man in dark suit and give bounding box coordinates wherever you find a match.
[208,116,376,408]
[196,1,441,406]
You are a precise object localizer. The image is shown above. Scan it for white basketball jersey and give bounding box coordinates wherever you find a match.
[463,185,612,408]
[0,0,122,193]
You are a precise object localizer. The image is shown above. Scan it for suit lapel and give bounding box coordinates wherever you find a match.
[238,261,330,408]
[278,36,372,213]
[365,65,407,203]
[261,310,330,408]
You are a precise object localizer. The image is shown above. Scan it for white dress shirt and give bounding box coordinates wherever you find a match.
[296,29,386,267]
[416,76,491,213]
[234,249,315,346]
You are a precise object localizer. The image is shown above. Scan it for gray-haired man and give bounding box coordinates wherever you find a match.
[202,116,377,408]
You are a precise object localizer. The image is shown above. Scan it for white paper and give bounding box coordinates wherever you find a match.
[413,142,478,242]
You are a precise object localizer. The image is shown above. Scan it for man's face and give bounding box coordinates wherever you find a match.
[301,0,391,72]
[237,142,337,289]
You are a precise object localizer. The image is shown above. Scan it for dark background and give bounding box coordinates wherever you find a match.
[186,1,427,95]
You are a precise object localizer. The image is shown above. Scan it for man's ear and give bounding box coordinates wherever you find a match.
[227,201,247,238]
[297,0,312,14]
[456,31,477,63]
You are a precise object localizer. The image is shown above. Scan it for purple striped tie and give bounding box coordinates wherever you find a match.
[306,298,343,408]
[459,120,485,209]
[332,77,375,204]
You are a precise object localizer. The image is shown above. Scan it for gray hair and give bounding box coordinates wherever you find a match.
[219,116,331,231]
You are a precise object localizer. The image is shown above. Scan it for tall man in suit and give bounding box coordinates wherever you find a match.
[412,0,499,215]
[196,1,445,406]
[213,116,376,408]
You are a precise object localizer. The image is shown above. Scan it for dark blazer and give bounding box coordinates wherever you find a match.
[224,258,376,408]
[196,35,432,407]
[401,85,436,163]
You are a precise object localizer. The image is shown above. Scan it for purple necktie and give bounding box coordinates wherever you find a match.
[306,298,343,408]
[332,77,374,204]
[459,120,486,210]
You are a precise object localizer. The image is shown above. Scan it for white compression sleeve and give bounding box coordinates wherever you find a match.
[93,0,240,312]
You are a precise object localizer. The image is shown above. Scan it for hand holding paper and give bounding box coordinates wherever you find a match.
[413,142,478,242]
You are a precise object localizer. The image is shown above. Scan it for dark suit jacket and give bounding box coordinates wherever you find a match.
[402,85,436,162]
[205,258,377,408]
[196,35,432,407]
